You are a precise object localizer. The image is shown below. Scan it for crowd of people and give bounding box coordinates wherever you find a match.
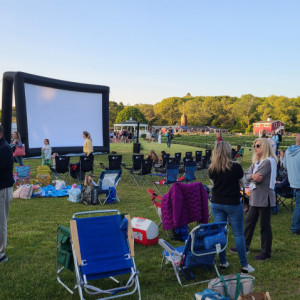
[109,127,174,147]
[1,124,299,279]
[208,133,300,276]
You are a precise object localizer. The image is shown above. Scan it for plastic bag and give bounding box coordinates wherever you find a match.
[68,188,81,203]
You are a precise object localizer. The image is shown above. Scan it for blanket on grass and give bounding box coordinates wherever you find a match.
[32,185,80,198]
[161,182,209,230]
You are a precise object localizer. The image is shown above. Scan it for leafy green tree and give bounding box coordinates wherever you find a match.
[134,104,157,126]
[153,97,183,125]
[233,94,261,132]
[109,101,124,127]
[115,106,147,124]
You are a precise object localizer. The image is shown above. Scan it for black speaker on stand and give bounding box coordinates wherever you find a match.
[133,122,141,153]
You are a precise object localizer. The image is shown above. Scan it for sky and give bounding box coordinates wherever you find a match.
[0,0,300,106]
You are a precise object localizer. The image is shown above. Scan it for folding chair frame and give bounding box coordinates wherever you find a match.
[71,210,141,300]
[158,222,228,287]
[97,170,122,205]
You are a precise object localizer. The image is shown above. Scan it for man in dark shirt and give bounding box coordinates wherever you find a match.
[0,125,14,263]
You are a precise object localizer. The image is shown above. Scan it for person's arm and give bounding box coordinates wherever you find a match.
[244,165,254,182]
[0,147,13,172]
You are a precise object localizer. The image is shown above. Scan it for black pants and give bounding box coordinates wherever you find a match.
[244,205,272,256]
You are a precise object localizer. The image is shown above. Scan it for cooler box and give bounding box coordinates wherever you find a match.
[131,217,158,246]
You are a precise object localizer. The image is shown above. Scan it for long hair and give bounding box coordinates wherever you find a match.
[14,131,21,140]
[209,141,233,174]
[252,138,278,164]
[83,131,92,141]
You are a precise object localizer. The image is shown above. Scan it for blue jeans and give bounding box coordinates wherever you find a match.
[211,202,248,267]
[14,156,23,166]
[167,138,171,148]
[291,189,300,233]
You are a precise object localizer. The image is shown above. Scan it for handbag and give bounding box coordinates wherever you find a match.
[13,145,25,157]
[208,273,255,300]
[237,292,271,300]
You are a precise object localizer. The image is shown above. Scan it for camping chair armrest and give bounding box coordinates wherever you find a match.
[158,239,181,256]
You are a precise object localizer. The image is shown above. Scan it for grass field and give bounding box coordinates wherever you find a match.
[1,140,300,300]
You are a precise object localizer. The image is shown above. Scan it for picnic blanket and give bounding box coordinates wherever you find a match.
[32,185,81,198]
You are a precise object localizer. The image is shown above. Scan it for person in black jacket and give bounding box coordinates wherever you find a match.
[208,141,254,274]
[0,125,14,263]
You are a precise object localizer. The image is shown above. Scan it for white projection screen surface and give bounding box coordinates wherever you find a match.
[24,83,103,149]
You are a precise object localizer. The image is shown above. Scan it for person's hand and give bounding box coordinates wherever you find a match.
[252,172,263,182]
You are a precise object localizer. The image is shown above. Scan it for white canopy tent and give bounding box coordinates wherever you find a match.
[113,120,148,136]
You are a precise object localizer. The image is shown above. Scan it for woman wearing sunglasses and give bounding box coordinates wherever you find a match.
[243,138,278,260]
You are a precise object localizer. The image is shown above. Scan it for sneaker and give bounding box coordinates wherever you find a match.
[0,255,8,264]
[241,264,255,274]
[219,261,230,270]
[255,253,271,261]
[230,247,250,254]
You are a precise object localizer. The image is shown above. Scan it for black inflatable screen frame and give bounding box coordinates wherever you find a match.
[1,71,110,156]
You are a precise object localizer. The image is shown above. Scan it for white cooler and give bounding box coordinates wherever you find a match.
[131,217,158,246]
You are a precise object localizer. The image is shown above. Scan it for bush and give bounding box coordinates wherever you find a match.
[140,134,146,139]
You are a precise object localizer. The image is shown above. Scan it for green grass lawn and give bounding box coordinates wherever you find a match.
[1,140,300,300]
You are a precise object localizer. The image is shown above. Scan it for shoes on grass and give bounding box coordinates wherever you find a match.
[241,264,255,274]
[255,253,271,261]
[229,247,250,254]
[0,255,8,264]
[219,261,230,269]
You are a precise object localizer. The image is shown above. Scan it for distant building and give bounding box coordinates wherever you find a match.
[151,125,228,134]
[253,119,285,135]
[113,119,148,136]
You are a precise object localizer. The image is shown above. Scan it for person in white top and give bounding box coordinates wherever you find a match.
[42,139,52,166]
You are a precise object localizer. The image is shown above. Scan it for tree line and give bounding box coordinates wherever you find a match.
[109,94,300,132]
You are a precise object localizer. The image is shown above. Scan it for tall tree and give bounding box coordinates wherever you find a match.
[153,97,183,125]
[115,106,147,124]
[134,104,157,126]
[109,101,124,127]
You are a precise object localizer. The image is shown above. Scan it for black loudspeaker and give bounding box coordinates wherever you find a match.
[133,143,141,153]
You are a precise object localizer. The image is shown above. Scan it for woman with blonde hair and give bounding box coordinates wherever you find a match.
[243,138,277,260]
[208,141,254,274]
[82,131,93,156]
[147,149,159,165]
[231,138,278,261]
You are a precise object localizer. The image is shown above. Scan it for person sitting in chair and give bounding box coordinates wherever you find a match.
[147,150,159,165]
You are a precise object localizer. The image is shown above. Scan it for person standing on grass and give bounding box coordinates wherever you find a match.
[158,129,162,144]
[83,131,93,156]
[215,132,223,144]
[209,141,254,274]
[41,139,52,166]
[283,134,300,235]
[239,138,278,261]
[0,125,14,264]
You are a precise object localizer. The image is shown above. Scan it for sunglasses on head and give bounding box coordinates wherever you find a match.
[253,144,261,148]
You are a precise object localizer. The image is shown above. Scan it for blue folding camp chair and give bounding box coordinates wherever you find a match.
[97,170,122,205]
[182,161,197,183]
[70,210,141,300]
[159,222,228,286]
[152,163,182,195]
[14,165,31,186]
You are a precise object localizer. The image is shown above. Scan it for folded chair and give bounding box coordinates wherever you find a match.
[97,170,122,204]
[159,222,228,286]
[70,210,141,300]
[14,165,31,186]
[55,156,70,183]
